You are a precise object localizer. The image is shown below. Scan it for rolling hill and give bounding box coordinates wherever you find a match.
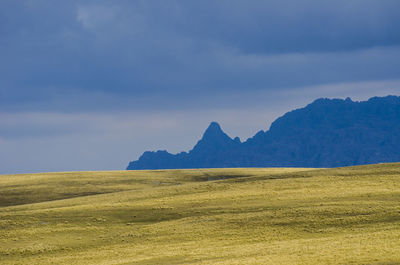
[1,163,400,264]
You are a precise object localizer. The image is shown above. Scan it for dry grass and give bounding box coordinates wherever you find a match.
[1,164,400,264]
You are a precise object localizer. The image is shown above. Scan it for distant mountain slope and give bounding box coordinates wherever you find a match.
[127,96,400,169]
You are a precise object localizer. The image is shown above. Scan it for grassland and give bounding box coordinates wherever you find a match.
[1,164,400,264]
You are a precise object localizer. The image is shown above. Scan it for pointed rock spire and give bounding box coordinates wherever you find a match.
[202,122,225,140]
[190,122,239,154]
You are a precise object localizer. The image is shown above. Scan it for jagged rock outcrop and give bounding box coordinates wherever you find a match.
[127,95,400,169]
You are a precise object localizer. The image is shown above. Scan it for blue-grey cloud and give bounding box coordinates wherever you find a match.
[1,0,400,112]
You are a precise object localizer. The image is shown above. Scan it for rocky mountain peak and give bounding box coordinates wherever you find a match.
[202,122,225,140]
[127,96,400,170]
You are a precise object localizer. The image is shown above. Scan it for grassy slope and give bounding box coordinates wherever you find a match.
[1,165,400,264]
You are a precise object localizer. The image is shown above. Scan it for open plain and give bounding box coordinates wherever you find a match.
[1,164,400,264]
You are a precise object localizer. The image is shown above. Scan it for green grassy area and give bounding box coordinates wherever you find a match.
[1,164,400,264]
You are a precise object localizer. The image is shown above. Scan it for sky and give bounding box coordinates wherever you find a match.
[1,0,400,174]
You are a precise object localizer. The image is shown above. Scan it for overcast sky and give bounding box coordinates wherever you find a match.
[1,0,400,174]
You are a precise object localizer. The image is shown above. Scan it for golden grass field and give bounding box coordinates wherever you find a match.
[1,164,400,264]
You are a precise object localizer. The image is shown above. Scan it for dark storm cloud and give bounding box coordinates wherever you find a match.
[1,0,400,111]
[166,0,400,53]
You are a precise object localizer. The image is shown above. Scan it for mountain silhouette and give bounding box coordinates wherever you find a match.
[127,95,400,170]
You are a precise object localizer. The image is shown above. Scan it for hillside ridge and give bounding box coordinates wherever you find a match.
[127,95,400,169]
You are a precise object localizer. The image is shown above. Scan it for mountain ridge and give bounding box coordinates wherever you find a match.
[127,95,400,170]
